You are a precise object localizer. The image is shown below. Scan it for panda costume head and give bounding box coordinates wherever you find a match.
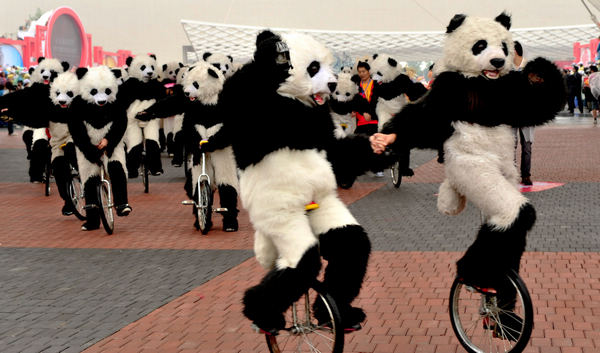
[182,61,225,105]
[370,53,404,83]
[76,66,120,107]
[160,61,184,82]
[30,57,70,85]
[276,32,337,107]
[332,73,358,102]
[125,54,158,82]
[50,71,79,108]
[175,65,189,85]
[339,66,353,75]
[435,12,513,79]
[203,52,234,78]
[112,67,128,85]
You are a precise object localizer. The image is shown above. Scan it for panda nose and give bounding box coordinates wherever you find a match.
[490,58,505,68]
[184,92,190,97]
[327,82,337,93]
[58,100,67,105]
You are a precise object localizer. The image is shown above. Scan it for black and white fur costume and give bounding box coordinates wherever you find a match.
[48,72,80,214]
[69,66,131,230]
[0,57,69,182]
[141,62,239,231]
[203,52,235,79]
[159,61,184,156]
[118,55,167,177]
[220,30,380,332]
[329,73,358,139]
[381,13,566,293]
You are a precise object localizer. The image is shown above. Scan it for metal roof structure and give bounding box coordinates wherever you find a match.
[181,19,599,63]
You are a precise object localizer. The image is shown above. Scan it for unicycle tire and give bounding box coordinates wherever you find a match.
[197,179,212,235]
[67,175,86,221]
[264,286,344,353]
[390,161,402,188]
[97,181,114,235]
[142,156,149,194]
[449,269,534,353]
[44,158,51,196]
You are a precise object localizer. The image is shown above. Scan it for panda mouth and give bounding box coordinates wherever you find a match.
[43,79,50,84]
[312,94,326,105]
[60,104,69,108]
[189,96,197,102]
[483,70,500,79]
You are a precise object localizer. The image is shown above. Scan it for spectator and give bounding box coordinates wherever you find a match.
[1,81,17,136]
[566,64,584,116]
[513,41,534,186]
[589,65,600,123]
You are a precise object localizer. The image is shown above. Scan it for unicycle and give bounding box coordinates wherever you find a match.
[43,144,52,196]
[181,140,227,234]
[67,164,86,221]
[140,126,150,194]
[390,160,402,188]
[257,280,345,353]
[449,270,534,353]
[97,156,115,235]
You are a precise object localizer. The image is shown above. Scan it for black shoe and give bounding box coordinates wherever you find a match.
[62,204,74,216]
[81,221,100,231]
[223,217,238,232]
[249,314,285,336]
[402,168,414,177]
[521,177,533,186]
[151,169,163,176]
[128,170,139,179]
[115,204,132,217]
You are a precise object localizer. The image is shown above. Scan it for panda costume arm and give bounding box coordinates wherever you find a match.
[373,74,428,102]
[137,93,186,121]
[103,106,128,157]
[0,84,51,127]
[68,102,103,163]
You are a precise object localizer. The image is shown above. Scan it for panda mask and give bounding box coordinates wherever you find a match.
[50,71,79,108]
[332,73,358,103]
[126,55,158,83]
[203,52,234,78]
[31,57,70,85]
[182,62,225,105]
[436,12,514,80]
[370,53,404,83]
[76,66,120,107]
[277,32,337,107]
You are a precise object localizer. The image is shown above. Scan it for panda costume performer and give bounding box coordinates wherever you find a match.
[0,57,69,183]
[69,66,132,231]
[47,72,80,215]
[329,72,359,139]
[220,30,381,333]
[203,52,235,79]
[118,54,167,178]
[139,62,239,232]
[158,61,185,156]
[373,13,566,329]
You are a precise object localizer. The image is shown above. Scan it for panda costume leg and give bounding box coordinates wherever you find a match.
[211,147,239,232]
[29,128,50,183]
[124,118,144,178]
[22,127,33,160]
[75,148,101,230]
[171,114,184,167]
[51,152,74,215]
[107,142,131,216]
[158,119,166,152]
[141,119,163,175]
[163,116,175,155]
[308,192,371,328]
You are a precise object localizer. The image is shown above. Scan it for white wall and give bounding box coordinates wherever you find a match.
[1,0,595,64]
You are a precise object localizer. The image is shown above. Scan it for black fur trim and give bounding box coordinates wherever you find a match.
[76,67,88,79]
[494,12,512,30]
[243,245,321,331]
[202,52,212,61]
[446,14,467,33]
[207,68,219,79]
[61,61,70,72]
[125,56,133,67]
[456,203,535,289]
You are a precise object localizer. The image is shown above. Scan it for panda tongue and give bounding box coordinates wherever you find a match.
[313,94,324,105]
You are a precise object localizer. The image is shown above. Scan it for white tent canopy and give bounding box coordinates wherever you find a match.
[181,19,599,63]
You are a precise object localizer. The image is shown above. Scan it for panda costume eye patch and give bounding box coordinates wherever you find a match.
[90,88,98,95]
[307,61,320,77]
[105,88,112,95]
[140,65,146,71]
[67,91,74,98]
[472,40,487,55]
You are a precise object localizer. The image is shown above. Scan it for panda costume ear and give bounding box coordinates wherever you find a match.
[388,57,397,67]
[494,12,511,30]
[37,57,45,64]
[126,56,133,67]
[174,68,180,76]
[227,55,233,63]
[178,62,184,68]
[373,54,379,60]
[111,69,122,79]
[203,52,212,61]
[446,14,467,33]
[207,68,219,79]
[149,54,157,60]
[76,67,88,79]
[28,67,35,75]
[61,61,70,72]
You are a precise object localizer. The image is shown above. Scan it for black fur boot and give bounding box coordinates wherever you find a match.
[317,225,371,329]
[22,129,33,160]
[30,139,49,183]
[456,203,535,289]
[52,156,72,211]
[243,245,321,333]
[166,132,174,156]
[126,144,144,178]
[218,184,239,232]
[82,176,101,231]
[159,127,166,152]
[171,131,184,167]
[145,140,163,175]
[107,161,131,216]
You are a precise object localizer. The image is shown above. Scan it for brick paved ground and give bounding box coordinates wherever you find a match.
[1,117,599,352]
